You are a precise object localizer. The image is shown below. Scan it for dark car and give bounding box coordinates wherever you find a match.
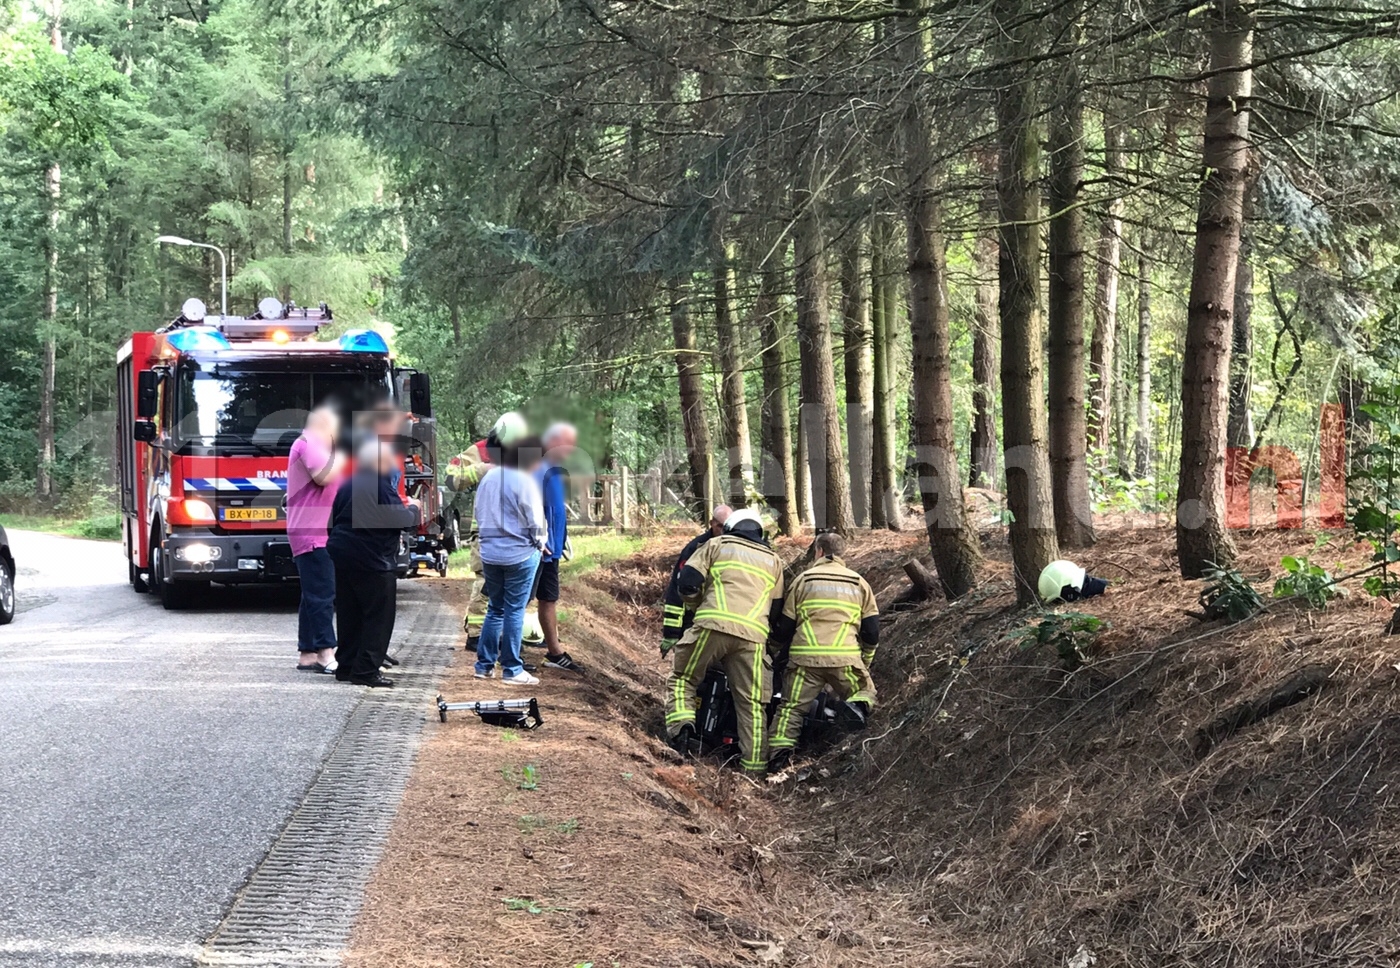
[0,524,13,624]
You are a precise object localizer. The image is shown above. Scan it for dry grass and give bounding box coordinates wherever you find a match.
[350,523,1400,967]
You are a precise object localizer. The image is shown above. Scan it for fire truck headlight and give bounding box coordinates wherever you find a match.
[174,543,221,564]
[168,497,217,526]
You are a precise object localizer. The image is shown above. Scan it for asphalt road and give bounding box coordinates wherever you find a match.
[0,529,444,968]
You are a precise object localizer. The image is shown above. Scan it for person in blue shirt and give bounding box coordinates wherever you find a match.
[534,422,582,672]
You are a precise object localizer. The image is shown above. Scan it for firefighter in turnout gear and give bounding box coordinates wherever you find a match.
[766,532,879,774]
[660,504,731,648]
[663,508,784,775]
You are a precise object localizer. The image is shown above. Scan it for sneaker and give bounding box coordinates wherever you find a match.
[542,651,583,672]
[473,669,495,680]
[502,671,540,686]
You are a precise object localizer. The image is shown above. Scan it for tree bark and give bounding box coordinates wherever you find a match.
[1134,254,1153,478]
[671,291,712,522]
[37,2,62,502]
[995,6,1059,602]
[870,218,904,530]
[1047,58,1096,548]
[840,227,874,527]
[794,186,856,534]
[1227,217,1256,448]
[970,235,999,489]
[713,234,753,507]
[1087,120,1123,459]
[1176,0,1253,577]
[757,242,798,536]
[902,15,979,598]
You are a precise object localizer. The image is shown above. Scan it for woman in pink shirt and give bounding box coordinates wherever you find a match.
[287,405,346,672]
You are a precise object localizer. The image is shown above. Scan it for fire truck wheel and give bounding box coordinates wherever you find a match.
[151,532,200,610]
[442,513,461,553]
[129,555,149,594]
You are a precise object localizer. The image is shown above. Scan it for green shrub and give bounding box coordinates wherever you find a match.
[77,512,121,541]
[1273,555,1344,609]
[1009,612,1107,671]
[1198,563,1264,622]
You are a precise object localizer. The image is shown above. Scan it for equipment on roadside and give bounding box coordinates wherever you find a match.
[436,695,543,729]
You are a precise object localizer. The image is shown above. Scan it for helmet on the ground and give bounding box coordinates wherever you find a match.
[1039,559,1087,604]
[492,411,528,446]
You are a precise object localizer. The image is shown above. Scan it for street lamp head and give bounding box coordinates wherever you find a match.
[155,235,194,246]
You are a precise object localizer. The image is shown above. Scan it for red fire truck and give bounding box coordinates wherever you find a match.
[116,297,444,609]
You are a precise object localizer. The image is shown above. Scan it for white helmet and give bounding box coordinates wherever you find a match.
[1038,559,1087,604]
[492,411,528,446]
[723,508,764,533]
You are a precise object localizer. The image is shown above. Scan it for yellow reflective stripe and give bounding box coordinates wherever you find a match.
[694,609,769,634]
[741,645,766,772]
[788,645,863,656]
[770,666,806,750]
[670,628,709,725]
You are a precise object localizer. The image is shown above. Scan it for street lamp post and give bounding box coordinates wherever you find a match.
[155,235,228,318]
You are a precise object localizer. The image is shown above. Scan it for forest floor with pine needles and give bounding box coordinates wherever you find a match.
[347,519,1400,967]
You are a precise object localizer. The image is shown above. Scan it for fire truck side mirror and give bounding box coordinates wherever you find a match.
[137,371,159,418]
[409,372,432,416]
[133,420,157,443]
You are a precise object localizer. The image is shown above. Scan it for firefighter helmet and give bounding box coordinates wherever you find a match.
[1038,559,1087,604]
[492,411,528,446]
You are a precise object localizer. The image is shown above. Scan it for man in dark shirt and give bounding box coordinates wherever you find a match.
[659,504,731,655]
[327,439,421,687]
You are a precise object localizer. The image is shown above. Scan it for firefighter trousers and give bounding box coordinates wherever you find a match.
[665,626,772,774]
[768,662,876,752]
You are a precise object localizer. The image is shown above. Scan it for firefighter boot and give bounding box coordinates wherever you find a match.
[767,747,794,775]
[839,699,871,730]
[669,723,699,757]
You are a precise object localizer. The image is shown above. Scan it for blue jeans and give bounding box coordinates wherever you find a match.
[476,552,540,677]
[294,548,337,653]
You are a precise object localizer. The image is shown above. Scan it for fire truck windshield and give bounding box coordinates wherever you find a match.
[173,362,391,454]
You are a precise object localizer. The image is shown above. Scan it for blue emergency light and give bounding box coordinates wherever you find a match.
[338,329,390,354]
[165,326,232,353]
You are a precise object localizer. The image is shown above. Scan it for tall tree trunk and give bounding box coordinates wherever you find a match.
[870,218,904,530]
[1047,58,1096,548]
[758,246,798,536]
[671,291,712,521]
[1134,254,1153,478]
[1227,216,1256,448]
[713,234,753,507]
[841,227,873,527]
[1087,119,1123,459]
[1176,0,1253,577]
[970,235,1000,489]
[794,190,856,534]
[37,2,62,502]
[1113,315,1130,475]
[995,5,1059,602]
[905,87,980,597]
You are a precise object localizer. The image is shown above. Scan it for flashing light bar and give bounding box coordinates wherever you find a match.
[219,317,323,342]
[165,327,232,353]
[338,329,390,354]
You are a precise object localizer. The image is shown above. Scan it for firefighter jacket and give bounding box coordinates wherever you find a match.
[662,530,715,642]
[771,555,880,667]
[444,439,490,493]
[676,534,785,645]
